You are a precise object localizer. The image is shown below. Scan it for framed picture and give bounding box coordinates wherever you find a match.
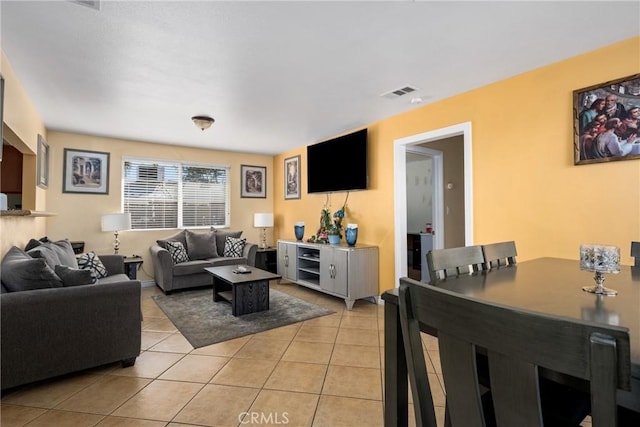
[240,164,266,198]
[63,148,110,194]
[37,135,49,189]
[284,155,301,199]
[574,73,640,165]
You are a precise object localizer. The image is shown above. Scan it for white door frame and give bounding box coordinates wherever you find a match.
[393,122,474,287]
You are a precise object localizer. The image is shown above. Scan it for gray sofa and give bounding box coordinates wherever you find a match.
[1,243,141,390]
[150,229,257,294]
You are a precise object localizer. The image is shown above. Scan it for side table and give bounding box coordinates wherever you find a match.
[255,247,277,273]
[123,256,143,280]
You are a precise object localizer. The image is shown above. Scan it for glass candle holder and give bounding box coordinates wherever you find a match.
[294,222,305,241]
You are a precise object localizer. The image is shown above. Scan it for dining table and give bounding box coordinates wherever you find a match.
[381,257,640,427]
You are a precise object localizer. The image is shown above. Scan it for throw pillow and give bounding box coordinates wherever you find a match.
[185,230,217,260]
[1,246,63,292]
[212,229,242,257]
[166,241,189,264]
[55,265,96,287]
[156,230,187,250]
[223,236,246,258]
[76,252,109,279]
[27,239,78,269]
[24,238,44,251]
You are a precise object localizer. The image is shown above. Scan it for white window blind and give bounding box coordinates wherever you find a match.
[123,158,229,230]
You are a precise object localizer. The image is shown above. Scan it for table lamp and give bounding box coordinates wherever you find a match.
[101,213,131,254]
[580,244,620,296]
[254,213,274,249]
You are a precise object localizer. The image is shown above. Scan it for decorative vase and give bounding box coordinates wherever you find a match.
[345,224,358,246]
[328,234,341,245]
[294,223,305,241]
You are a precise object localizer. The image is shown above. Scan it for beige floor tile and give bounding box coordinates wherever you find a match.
[21,409,104,426]
[302,312,342,327]
[428,350,442,374]
[234,337,291,360]
[335,327,379,347]
[322,365,382,400]
[112,380,203,421]
[312,395,383,427]
[339,315,378,330]
[55,375,151,415]
[341,301,379,317]
[210,358,278,388]
[1,374,102,408]
[190,335,252,357]
[0,404,46,426]
[293,325,338,343]
[330,344,381,369]
[254,323,301,341]
[148,333,193,353]
[142,317,177,333]
[140,331,172,351]
[264,361,327,394]
[158,354,229,383]
[173,384,259,426]
[96,416,167,426]
[245,389,319,427]
[110,351,183,379]
[281,341,334,364]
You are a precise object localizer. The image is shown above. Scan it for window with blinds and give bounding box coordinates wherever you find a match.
[123,158,229,230]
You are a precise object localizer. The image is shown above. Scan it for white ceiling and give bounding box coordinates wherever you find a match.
[2,1,639,155]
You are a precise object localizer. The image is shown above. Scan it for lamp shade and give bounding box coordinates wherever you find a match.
[101,213,132,232]
[254,213,274,228]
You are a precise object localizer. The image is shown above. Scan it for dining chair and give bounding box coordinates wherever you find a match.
[398,277,631,427]
[481,241,517,270]
[426,245,485,283]
[631,241,640,267]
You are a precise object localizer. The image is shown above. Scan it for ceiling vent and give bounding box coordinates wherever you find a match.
[69,1,101,11]
[380,85,419,100]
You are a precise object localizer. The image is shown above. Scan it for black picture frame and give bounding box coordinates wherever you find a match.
[284,155,301,200]
[37,135,49,189]
[63,148,110,194]
[240,164,266,198]
[573,73,640,165]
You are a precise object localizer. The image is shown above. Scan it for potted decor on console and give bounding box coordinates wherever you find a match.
[308,194,349,245]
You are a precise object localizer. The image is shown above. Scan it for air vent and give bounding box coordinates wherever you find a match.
[69,1,101,11]
[380,85,419,100]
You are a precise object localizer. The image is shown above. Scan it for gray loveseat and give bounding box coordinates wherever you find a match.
[1,241,141,390]
[150,229,257,294]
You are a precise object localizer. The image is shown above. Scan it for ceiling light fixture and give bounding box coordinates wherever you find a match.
[191,115,215,131]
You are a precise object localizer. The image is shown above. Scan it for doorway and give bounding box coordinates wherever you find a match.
[393,122,473,286]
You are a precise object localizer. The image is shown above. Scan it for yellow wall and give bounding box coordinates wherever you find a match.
[1,51,47,256]
[275,37,640,293]
[44,132,274,282]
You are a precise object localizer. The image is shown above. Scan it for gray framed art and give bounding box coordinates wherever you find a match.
[37,135,49,189]
[63,148,110,194]
[240,164,266,198]
[284,155,301,199]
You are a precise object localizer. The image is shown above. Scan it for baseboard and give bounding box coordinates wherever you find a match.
[141,280,156,288]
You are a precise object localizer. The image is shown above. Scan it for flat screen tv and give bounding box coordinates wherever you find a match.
[307,128,368,193]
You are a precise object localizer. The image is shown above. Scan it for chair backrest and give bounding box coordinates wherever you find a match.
[398,277,631,427]
[482,241,517,269]
[632,241,640,267]
[426,245,485,283]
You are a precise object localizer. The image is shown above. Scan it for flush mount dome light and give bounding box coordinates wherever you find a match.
[191,115,215,131]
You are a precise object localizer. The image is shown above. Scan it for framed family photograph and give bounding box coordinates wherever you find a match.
[37,135,49,189]
[63,148,110,194]
[284,155,301,199]
[574,73,640,165]
[240,164,266,198]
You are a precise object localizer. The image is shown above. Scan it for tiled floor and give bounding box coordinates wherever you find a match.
[0,281,592,427]
[1,281,440,427]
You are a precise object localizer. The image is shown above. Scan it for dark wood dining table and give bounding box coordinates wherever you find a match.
[381,258,640,427]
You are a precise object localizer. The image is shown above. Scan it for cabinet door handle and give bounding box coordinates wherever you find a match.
[284,255,289,267]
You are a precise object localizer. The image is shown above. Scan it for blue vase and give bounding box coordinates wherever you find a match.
[345,227,358,246]
[328,234,341,245]
[294,225,305,241]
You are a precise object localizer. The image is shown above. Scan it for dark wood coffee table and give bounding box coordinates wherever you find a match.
[204,265,281,316]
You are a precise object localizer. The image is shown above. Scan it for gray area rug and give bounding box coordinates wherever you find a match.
[152,288,334,348]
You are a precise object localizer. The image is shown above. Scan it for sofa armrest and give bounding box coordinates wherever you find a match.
[149,244,174,292]
[243,242,258,267]
[1,281,141,390]
[99,254,125,276]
